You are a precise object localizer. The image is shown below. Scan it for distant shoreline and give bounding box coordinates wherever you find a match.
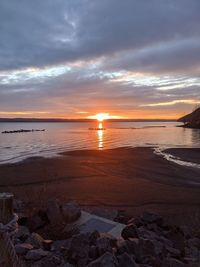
[0,118,176,123]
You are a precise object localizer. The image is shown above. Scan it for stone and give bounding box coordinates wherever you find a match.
[141,212,163,225]
[51,239,71,252]
[15,225,30,241]
[63,223,80,238]
[42,240,53,251]
[117,252,139,267]
[89,230,100,245]
[34,253,64,267]
[87,252,118,267]
[188,237,200,249]
[68,233,90,266]
[121,224,138,240]
[26,232,44,249]
[26,248,49,260]
[96,237,113,256]
[27,214,46,232]
[47,199,63,225]
[62,201,81,223]
[15,243,33,255]
[161,258,187,267]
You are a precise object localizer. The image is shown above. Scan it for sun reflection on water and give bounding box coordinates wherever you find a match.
[97,122,104,149]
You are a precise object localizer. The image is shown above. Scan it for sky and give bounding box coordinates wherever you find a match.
[0,0,200,119]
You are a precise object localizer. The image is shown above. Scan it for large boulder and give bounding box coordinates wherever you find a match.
[47,199,63,225]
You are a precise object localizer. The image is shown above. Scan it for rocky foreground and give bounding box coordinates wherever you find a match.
[13,199,200,267]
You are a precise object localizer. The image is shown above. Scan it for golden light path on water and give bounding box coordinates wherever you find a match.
[97,122,104,149]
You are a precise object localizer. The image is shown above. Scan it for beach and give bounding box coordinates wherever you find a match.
[0,147,200,225]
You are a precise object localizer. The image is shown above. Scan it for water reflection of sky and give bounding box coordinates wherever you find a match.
[0,121,200,164]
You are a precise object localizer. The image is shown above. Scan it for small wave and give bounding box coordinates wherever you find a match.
[154,147,200,169]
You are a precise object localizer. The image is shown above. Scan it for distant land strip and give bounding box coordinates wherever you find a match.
[0,118,176,123]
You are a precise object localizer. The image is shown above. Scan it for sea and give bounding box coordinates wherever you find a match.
[0,121,200,166]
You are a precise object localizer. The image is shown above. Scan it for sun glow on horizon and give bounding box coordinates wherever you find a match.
[88,113,121,121]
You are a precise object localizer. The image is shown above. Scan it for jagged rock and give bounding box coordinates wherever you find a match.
[87,252,118,267]
[26,232,44,249]
[121,224,138,240]
[68,233,90,266]
[117,252,138,267]
[96,237,113,255]
[15,243,33,255]
[47,199,63,225]
[161,258,187,267]
[15,225,30,241]
[25,248,49,260]
[62,202,81,223]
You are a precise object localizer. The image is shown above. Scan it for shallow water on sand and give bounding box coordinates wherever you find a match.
[0,121,200,164]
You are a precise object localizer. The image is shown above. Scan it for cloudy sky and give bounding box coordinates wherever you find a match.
[0,0,200,119]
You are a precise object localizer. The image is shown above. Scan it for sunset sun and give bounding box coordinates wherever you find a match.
[88,113,122,121]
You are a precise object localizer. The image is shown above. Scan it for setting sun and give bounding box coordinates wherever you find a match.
[88,113,121,121]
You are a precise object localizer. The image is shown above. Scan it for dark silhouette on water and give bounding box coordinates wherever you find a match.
[2,129,45,134]
[178,107,200,129]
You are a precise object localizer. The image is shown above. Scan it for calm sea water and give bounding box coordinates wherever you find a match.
[0,121,200,164]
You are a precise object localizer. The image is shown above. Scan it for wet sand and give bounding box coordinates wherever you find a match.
[0,147,200,224]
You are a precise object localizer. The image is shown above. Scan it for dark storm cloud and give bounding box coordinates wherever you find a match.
[0,0,200,71]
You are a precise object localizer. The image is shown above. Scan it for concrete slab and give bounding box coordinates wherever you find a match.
[75,211,125,238]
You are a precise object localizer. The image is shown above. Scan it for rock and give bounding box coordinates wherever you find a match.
[89,230,100,245]
[63,223,80,238]
[15,243,33,255]
[141,212,163,226]
[96,237,113,256]
[15,225,30,241]
[161,258,187,267]
[164,226,185,253]
[121,224,138,240]
[47,199,63,225]
[62,202,81,223]
[188,237,200,249]
[27,214,46,232]
[89,245,98,260]
[51,239,71,252]
[26,232,44,249]
[68,233,90,266]
[87,252,118,267]
[42,240,53,251]
[25,248,49,260]
[117,252,139,267]
[165,246,181,258]
[139,238,156,257]
[33,253,64,267]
